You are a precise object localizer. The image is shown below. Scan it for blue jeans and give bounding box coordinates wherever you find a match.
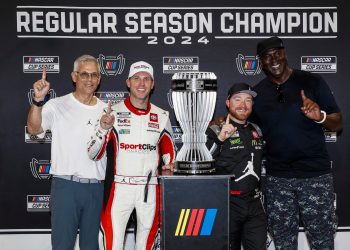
[50,177,103,250]
[266,174,337,250]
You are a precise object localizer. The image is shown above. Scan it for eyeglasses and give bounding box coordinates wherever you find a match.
[75,71,100,81]
[276,85,286,103]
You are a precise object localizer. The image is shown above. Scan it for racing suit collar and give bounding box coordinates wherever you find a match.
[124,96,151,115]
[230,119,249,128]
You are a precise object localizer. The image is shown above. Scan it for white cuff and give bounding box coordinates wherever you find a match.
[315,110,327,124]
[96,126,109,139]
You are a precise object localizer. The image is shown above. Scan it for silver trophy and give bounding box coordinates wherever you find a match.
[171,72,217,174]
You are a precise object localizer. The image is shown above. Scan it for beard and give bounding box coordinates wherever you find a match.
[231,109,251,122]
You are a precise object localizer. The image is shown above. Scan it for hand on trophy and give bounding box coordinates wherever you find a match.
[33,67,50,101]
[162,162,175,172]
[100,101,115,130]
[218,114,237,142]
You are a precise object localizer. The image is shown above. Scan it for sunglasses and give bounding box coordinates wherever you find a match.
[276,85,286,103]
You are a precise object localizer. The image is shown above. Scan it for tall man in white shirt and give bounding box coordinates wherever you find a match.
[27,55,107,250]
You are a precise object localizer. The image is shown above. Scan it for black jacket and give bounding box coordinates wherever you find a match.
[206,120,264,197]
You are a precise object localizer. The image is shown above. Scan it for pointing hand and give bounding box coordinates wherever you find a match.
[100,101,115,130]
[300,90,323,122]
[218,114,237,141]
[33,67,50,101]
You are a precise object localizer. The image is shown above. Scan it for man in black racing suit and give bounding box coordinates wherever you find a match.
[206,82,266,250]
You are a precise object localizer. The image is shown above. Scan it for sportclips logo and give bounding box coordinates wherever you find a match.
[175,208,217,236]
[120,143,157,152]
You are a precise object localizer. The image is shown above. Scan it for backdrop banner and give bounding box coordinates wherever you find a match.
[0,0,349,249]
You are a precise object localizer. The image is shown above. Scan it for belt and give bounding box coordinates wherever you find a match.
[54,175,103,184]
[230,189,261,199]
[114,175,158,185]
[115,173,158,203]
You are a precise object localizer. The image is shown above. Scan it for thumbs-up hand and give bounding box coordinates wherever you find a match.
[33,67,50,101]
[300,90,323,122]
[218,114,237,142]
[100,101,115,130]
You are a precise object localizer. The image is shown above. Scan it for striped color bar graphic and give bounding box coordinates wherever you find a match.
[175,208,218,236]
[244,60,256,69]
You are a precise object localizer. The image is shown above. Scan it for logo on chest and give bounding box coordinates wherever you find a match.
[119,129,130,134]
[150,113,158,122]
[116,112,131,118]
[148,113,159,129]
[117,118,131,126]
[229,138,243,145]
[251,130,260,139]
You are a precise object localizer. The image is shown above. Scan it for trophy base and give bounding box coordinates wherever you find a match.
[174,161,216,175]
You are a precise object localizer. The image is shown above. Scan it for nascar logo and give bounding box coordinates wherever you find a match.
[95,91,129,105]
[163,56,199,74]
[300,56,337,73]
[175,208,217,236]
[236,54,261,76]
[30,158,51,180]
[98,54,125,76]
[25,126,52,143]
[164,57,198,64]
[23,56,60,73]
[27,195,50,212]
[172,126,183,143]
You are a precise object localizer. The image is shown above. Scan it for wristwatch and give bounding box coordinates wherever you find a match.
[32,99,45,107]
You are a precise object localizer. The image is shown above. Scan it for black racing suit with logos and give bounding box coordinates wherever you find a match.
[206,119,267,250]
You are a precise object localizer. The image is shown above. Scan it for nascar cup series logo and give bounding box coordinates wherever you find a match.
[27,195,50,212]
[301,56,337,73]
[163,56,199,74]
[236,54,261,76]
[98,54,125,76]
[30,158,51,180]
[95,91,129,104]
[25,126,52,143]
[23,56,60,73]
[324,130,337,142]
[172,126,183,144]
[28,88,56,106]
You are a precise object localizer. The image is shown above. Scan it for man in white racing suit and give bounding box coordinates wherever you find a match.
[87,61,176,250]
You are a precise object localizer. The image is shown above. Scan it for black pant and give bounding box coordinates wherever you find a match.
[230,196,267,250]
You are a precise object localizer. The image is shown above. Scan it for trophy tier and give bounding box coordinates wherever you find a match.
[174,161,216,175]
[171,72,217,92]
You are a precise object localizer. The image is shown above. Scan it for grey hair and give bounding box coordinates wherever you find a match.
[73,55,100,74]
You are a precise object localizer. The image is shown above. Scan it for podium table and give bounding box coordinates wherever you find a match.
[159,175,230,250]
